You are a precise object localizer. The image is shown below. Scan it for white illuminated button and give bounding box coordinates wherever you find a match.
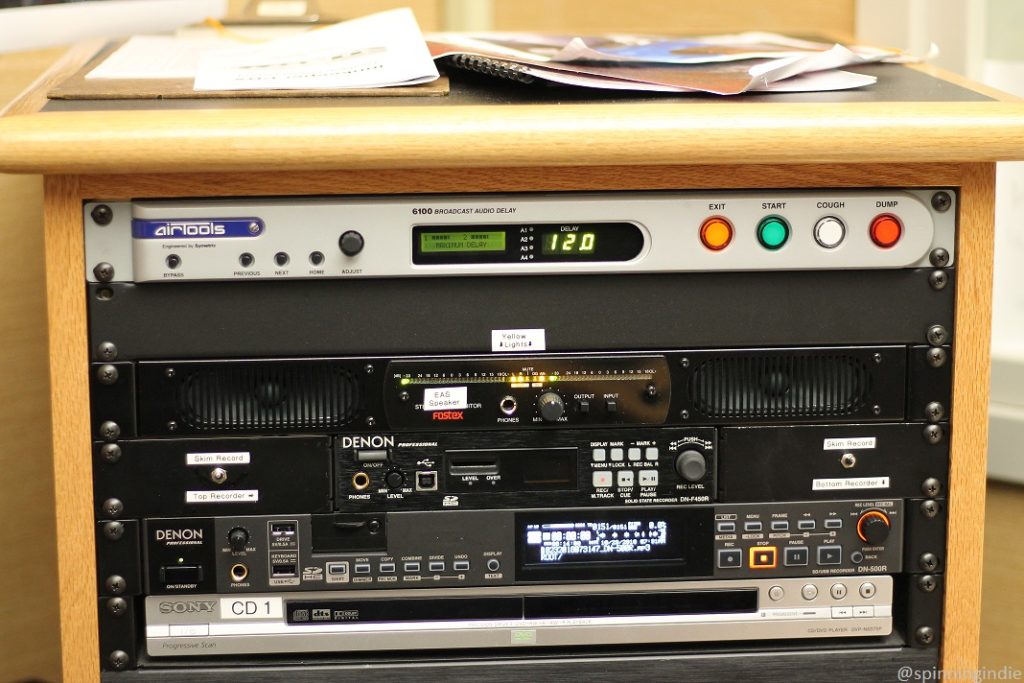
[592,471,613,488]
[628,447,642,461]
[610,448,625,461]
[645,447,659,461]
[814,216,847,249]
[169,624,209,637]
[617,470,635,487]
[638,469,659,486]
[592,448,607,462]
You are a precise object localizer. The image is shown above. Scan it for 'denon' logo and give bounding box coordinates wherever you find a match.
[338,435,395,449]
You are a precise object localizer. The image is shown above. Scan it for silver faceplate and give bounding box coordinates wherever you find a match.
[145,575,893,657]
[84,190,955,283]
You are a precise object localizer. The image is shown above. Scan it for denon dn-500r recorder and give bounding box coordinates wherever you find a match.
[87,189,953,680]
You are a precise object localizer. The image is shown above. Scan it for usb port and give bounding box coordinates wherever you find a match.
[271,563,297,577]
[416,471,438,491]
[270,522,297,537]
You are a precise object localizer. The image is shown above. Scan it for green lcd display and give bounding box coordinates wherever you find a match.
[420,231,506,253]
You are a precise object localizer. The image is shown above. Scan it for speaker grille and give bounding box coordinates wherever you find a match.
[176,362,361,431]
[689,353,872,420]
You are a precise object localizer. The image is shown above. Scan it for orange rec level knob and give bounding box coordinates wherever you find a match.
[856,510,892,545]
[700,217,733,251]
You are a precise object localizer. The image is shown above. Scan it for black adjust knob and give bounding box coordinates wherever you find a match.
[856,510,891,545]
[228,527,249,552]
[385,470,406,490]
[675,450,707,482]
[339,231,365,256]
[537,392,565,422]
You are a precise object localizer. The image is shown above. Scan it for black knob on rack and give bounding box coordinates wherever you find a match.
[674,450,707,482]
[537,392,565,422]
[228,527,249,552]
[857,510,891,545]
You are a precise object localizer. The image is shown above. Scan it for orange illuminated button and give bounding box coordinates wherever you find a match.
[870,214,903,248]
[749,546,778,569]
[700,217,734,251]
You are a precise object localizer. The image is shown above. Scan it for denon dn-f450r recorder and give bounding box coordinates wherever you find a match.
[87,190,954,680]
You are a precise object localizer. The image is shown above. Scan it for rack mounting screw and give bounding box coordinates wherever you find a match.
[919,553,939,572]
[99,421,121,441]
[106,597,127,617]
[923,424,943,444]
[96,364,119,385]
[931,192,952,212]
[921,499,940,518]
[915,626,936,646]
[103,521,124,541]
[921,478,942,497]
[926,347,947,368]
[925,402,945,422]
[926,325,949,346]
[91,204,113,225]
[928,270,948,291]
[108,650,129,671]
[105,575,127,595]
[93,262,115,282]
[97,342,118,361]
[929,248,950,267]
[100,443,122,463]
[103,498,124,518]
[918,575,937,592]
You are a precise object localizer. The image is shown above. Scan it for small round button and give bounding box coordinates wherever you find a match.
[274,252,289,267]
[486,558,501,572]
[700,217,733,251]
[870,214,903,248]
[813,216,846,249]
[757,216,790,250]
[801,584,818,600]
[166,254,181,269]
[830,583,848,600]
[239,253,255,268]
[859,582,877,599]
[310,251,325,266]
[339,230,365,256]
[768,585,785,602]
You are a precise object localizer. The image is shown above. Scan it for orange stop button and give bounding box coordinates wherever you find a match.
[870,214,902,248]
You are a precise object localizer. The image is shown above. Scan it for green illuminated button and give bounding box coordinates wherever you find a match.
[757,217,790,250]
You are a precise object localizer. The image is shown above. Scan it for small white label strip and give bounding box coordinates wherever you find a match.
[491,328,546,352]
[186,452,251,466]
[423,387,468,411]
[185,489,259,503]
[823,437,876,450]
[812,477,890,491]
[220,597,283,620]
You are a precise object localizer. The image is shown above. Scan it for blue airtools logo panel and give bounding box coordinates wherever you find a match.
[132,218,265,239]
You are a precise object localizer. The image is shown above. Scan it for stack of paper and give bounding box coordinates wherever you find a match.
[427,32,915,94]
[86,8,923,95]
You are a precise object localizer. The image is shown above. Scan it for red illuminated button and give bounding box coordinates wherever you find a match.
[749,546,778,569]
[700,217,733,251]
[870,214,903,248]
